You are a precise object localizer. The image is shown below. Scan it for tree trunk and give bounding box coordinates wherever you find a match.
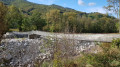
[118,0,120,33]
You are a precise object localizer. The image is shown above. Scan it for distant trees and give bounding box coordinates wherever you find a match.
[43,9,117,33]
[0,2,8,41]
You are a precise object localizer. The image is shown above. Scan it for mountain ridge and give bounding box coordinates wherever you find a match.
[0,0,93,16]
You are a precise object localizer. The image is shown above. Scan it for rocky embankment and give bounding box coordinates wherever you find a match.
[0,38,53,67]
[0,38,97,67]
[1,31,119,67]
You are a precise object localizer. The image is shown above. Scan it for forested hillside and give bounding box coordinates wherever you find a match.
[0,0,118,33]
[0,0,78,15]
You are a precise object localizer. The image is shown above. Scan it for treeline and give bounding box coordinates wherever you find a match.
[0,1,119,33]
[44,9,118,33]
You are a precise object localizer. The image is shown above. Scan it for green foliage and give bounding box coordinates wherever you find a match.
[71,42,120,67]
[53,59,62,67]
[44,9,117,33]
[63,12,77,33]
[0,2,8,41]
[42,41,120,67]
[21,16,36,31]
[112,38,120,48]
[30,12,46,30]
[6,5,23,31]
[41,61,50,67]
[44,9,62,32]
[110,60,120,66]
[6,5,46,31]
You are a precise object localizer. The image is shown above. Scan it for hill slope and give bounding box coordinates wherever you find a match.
[0,0,90,16]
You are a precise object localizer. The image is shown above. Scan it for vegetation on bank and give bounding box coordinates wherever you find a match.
[0,36,120,67]
[37,39,120,67]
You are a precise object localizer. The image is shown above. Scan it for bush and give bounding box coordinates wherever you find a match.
[112,38,120,48]
[72,42,120,67]
[38,38,120,67]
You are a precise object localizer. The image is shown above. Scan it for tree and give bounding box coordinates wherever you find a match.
[63,12,77,33]
[45,9,62,32]
[6,5,23,31]
[21,16,36,31]
[30,12,46,31]
[106,0,120,33]
[0,2,8,41]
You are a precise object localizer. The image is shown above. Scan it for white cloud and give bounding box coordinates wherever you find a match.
[87,7,107,14]
[78,0,84,6]
[88,2,96,6]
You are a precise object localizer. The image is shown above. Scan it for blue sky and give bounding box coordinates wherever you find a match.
[27,0,113,15]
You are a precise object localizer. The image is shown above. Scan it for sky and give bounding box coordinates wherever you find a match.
[27,0,114,15]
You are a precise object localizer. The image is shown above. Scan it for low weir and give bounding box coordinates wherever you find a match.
[4,31,120,42]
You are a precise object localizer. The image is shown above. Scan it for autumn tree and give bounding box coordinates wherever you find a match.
[0,2,8,41]
[44,9,62,32]
[63,12,77,33]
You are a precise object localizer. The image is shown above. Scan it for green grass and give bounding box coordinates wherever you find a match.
[9,29,19,32]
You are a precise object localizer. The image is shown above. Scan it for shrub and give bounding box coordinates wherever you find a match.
[112,38,120,48]
[69,42,120,67]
